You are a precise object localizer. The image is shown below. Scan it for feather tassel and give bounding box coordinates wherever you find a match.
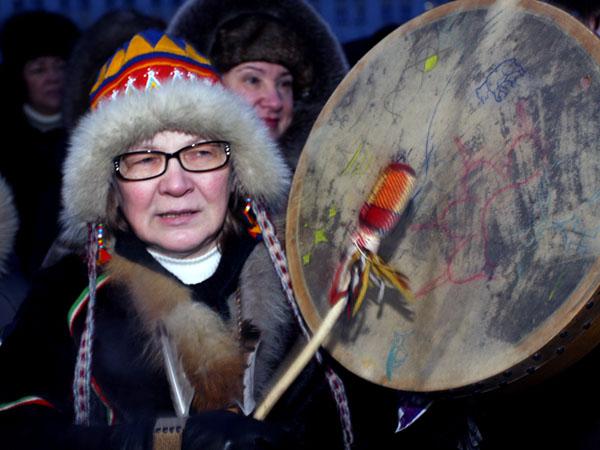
[157,322,195,418]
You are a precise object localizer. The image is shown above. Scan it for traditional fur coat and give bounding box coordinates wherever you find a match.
[0,230,299,438]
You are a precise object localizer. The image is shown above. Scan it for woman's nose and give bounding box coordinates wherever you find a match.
[261,83,283,110]
[158,158,194,196]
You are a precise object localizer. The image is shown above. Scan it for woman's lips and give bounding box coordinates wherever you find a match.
[263,117,279,130]
[157,210,198,224]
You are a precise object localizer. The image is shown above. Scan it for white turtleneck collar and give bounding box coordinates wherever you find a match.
[23,104,62,132]
[147,246,222,285]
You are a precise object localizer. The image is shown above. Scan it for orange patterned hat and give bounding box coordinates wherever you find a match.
[89,29,220,109]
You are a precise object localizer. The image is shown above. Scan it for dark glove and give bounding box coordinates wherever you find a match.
[182,410,295,450]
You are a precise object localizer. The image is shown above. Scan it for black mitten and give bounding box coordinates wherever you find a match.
[182,410,295,450]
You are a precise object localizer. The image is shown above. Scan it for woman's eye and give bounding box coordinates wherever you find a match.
[128,155,161,166]
[26,66,45,76]
[189,148,219,160]
[279,78,293,89]
[243,75,261,86]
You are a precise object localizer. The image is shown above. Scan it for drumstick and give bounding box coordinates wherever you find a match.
[253,297,346,420]
[254,161,416,420]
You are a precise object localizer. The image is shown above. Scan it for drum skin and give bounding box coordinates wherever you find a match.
[286,0,600,394]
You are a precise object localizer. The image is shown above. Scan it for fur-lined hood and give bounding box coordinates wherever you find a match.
[168,0,349,169]
[0,176,18,276]
[60,78,290,250]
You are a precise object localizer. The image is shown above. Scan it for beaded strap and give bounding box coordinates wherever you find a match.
[73,223,100,424]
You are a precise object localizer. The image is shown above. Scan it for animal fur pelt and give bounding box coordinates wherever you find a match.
[105,253,246,411]
[168,0,349,170]
[104,241,294,410]
[0,176,18,276]
[237,241,295,398]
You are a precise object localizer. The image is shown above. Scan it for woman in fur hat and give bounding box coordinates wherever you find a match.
[0,10,79,278]
[168,0,349,170]
[0,30,346,449]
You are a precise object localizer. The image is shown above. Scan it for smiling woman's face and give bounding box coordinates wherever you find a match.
[222,61,294,139]
[116,130,231,258]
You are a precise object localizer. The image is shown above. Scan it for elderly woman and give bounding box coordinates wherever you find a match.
[168,0,349,170]
[0,30,345,449]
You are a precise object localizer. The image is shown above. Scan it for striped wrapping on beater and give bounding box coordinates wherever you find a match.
[358,162,416,236]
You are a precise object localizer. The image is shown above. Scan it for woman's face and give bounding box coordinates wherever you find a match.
[22,56,66,115]
[222,61,294,139]
[116,130,231,259]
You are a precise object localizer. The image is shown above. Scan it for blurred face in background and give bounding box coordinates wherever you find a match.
[22,55,66,115]
[222,61,294,139]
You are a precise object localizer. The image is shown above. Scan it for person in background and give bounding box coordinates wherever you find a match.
[40,9,166,269]
[168,0,349,170]
[0,11,79,278]
[0,29,349,449]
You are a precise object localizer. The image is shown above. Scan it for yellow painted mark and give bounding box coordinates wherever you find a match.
[361,358,375,370]
[328,207,337,218]
[341,142,365,175]
[302,253,311,265]
[314,229,328,244]
[424,54,438,72]
[547,275,564,302]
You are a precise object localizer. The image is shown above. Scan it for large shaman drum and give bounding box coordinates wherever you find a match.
[286,0,600,394]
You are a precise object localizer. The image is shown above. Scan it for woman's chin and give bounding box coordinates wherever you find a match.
[150,237,218,259]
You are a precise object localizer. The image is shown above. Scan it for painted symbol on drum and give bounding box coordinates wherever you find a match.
[411,100,549,297]
[341,140,375,176]
[302,206,338,265]
[386,330,412,380]
[476,58,526,104]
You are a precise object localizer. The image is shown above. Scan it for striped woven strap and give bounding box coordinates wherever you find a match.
[252,202,354,449]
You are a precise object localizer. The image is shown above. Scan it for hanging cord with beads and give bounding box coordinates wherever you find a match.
[252,201,354,449]
[73,223,101,424]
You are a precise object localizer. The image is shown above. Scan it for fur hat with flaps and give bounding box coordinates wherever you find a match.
[211,12,313,95]
[0,10,79,69]
[168,0,348,169]
[60,29,290,250]
[0,11,79,104]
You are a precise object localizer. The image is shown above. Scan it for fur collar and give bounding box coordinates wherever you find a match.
[104,242,292,410]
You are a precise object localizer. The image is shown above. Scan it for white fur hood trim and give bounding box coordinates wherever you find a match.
[61,79,290,248]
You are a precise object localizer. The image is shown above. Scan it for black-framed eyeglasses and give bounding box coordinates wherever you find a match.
[113,140,231,181]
